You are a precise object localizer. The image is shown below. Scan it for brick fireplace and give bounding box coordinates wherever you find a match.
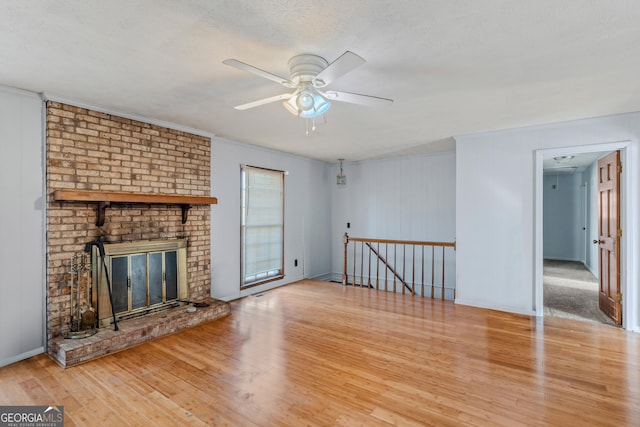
[46,102,228,366]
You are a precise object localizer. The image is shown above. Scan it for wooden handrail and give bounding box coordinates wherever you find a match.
[346,235,455,249]
[53,189,218,226]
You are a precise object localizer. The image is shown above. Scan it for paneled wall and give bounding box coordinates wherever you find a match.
[330,152,456,286]
[0,87,45,367]
[456,113,640,331]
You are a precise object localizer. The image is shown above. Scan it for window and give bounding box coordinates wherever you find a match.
[241,165,285,288]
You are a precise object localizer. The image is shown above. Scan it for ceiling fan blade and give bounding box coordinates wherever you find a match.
[321,90,393,107]
[223,59,296,88]
[313,51,365,87]
[234,93,295,110]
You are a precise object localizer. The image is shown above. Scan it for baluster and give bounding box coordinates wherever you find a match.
[360,242,364,287]
[342,233,348,286]
[393,244,397,293]
[367,243,372,288]
[376,242,380,290]
[431,246,435,299]
[352,240,356,287]
[411,245,415,295]
[384,243,388,292]
[421,245,425,297]
[401,244,406,294]
[441,247,446,300]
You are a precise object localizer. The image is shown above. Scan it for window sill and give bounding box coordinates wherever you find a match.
[241,274,285,290]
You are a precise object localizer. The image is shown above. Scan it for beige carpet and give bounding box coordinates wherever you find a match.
[543,260,617,326]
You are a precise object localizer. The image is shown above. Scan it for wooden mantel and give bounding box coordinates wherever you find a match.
[53,190,218,226]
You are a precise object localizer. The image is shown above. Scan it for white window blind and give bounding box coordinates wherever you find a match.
[241,165,284,288]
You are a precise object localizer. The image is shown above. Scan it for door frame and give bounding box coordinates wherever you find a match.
[534,140,638,330]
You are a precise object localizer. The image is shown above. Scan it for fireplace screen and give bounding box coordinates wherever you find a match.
[92,239,188,327]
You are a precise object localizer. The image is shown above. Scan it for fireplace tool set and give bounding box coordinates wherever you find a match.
[65,253,97,339]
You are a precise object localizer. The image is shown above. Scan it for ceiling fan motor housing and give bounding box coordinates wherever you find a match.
[288,54,328,86]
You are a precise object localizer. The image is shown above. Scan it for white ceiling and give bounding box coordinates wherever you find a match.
[2,1,640,162]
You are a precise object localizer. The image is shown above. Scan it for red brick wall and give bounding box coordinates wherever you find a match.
[46,101,212,342]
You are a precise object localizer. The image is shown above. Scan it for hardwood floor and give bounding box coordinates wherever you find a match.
[1,280,639,426]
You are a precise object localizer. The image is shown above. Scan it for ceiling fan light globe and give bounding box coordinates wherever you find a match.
[296,91,315,111]
[283,98,299,116]
[313,96,331,115]
[299,97,330,118]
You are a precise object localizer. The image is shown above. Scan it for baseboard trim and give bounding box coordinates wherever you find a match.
[1,346,45,368]
[455,298,536,317]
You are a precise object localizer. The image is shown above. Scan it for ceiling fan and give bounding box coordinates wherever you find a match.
[222,51,393,122]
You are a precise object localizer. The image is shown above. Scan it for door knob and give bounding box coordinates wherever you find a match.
[593,239,604,244]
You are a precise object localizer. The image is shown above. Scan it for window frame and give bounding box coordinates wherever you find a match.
[240,164,285,289]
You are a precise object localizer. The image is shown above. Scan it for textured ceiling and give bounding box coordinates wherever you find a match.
[2,1,640,162]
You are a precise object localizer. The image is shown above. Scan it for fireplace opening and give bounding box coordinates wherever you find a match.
[91,239,189,327]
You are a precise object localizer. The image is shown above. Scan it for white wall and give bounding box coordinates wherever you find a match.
[455,112,639,332]
[0,87,45,366]
[211,137,331,301]
[543,172,584,261]
[330,152,456,288]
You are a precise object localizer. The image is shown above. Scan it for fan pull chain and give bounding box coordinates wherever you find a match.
[304,115,326,136]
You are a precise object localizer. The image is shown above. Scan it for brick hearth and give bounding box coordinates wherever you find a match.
[50,299,229,368]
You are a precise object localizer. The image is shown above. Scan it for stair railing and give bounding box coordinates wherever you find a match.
[342,233,456,299]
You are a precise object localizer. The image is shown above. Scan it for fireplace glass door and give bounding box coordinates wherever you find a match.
[93,239,187,327]
[109,251,178,315]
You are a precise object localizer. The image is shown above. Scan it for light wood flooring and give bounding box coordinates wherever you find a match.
[1,280,639,426]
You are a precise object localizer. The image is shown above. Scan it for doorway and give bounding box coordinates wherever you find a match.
[535,142,633,330]
[542,151,616,325]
